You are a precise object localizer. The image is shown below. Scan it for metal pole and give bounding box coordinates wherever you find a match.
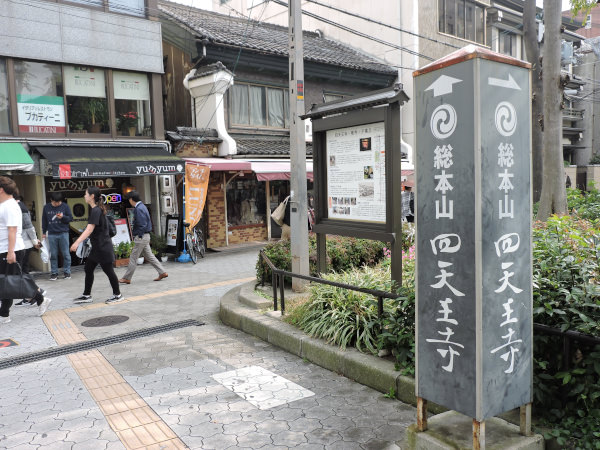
[288,0,309,291]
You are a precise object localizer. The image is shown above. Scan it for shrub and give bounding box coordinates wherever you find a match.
[290,266,396,354]
[255,235,386,282]
[567,183,600,223]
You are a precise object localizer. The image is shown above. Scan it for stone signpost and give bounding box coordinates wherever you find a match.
[413,46,533,448]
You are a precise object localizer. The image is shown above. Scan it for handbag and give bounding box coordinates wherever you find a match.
[76,238,92,259]
[271,196,289,226]
[40,238,50,264]
[0,262,39,300]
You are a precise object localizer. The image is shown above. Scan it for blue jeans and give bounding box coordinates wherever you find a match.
[48,232,71,275]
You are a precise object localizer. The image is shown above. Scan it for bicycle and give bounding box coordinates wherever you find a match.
[184,222,205,264]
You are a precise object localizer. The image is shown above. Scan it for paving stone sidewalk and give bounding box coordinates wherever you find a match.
[0,248,415,449]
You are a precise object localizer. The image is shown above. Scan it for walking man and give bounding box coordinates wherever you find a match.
[401,182,415,223]
[0,176,52,323]
[119,191,167,284]
[42,192,73,280]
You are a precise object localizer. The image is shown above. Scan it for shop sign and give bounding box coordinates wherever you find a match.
[325,122,386,223]
[184,162,210,230]
[53,162,183,179]
[64,66,106,98]
[17,94,65,133]
[48,179,108,192]
[102,193,122,204]
[113,71,150,101]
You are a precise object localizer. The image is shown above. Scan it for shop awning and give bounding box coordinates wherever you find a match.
[251,161,314,181]
[184,157,313,181]
[0,143,34,171]
[34,145,184,179]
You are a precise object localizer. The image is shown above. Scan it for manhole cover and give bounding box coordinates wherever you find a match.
[81,315,129,327]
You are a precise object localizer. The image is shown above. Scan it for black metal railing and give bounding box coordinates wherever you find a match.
[533,323,600,371]
[258,250,401,316]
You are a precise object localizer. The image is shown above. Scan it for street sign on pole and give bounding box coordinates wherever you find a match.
[414,46,532,423]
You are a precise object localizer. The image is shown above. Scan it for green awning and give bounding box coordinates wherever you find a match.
[0,143,34,172]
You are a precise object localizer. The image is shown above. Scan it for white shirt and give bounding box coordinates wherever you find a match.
[0,197,25,253]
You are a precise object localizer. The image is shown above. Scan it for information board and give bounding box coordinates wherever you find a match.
[325,122,386,223]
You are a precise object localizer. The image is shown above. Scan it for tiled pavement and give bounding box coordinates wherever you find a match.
[0,248,415,449]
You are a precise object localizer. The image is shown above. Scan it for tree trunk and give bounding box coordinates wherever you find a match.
[537,0,567,220]
[523,0,543,203]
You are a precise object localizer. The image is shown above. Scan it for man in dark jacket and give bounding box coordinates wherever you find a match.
[118,191,167,284]
[42,192,73,280]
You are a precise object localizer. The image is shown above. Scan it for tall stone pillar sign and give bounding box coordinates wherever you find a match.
[413,46,532,423]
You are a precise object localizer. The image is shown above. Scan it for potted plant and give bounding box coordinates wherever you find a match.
[72,123,86,133]
[87,99,106,133]
[114,241,133,267]
[118,111,139,136]
[150,232,168,263]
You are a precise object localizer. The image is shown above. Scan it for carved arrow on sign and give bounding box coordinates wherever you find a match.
[488,74,521,90]
[425,75,462,97]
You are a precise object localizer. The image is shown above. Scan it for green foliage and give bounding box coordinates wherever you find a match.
[114,241,134,259]
[566,184,600,222]
[150,232,168,258]
[291,266,395,354]
[255,235,386,282]
[383,387,396,399]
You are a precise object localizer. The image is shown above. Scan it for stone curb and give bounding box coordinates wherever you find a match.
[220,281,446,413]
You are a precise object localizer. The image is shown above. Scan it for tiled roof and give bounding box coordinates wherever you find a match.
[158,1,396,75]
[234,135,312,157]
[166,127,222,143]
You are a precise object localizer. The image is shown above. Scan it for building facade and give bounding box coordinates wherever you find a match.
[0,0,180,271]
[159,1,398,248]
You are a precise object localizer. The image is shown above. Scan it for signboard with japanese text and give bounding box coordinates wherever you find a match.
[17,95,65,133]
[325,122,386,223]
[414,47,531,421]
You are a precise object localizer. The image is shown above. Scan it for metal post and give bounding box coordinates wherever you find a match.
[272,272,278,311]
[279,273,285,313]
[416,397,427,431]
[288,0,309,291]
[520,403,532,436]
[377,296,383,320]
[473,419,485,450]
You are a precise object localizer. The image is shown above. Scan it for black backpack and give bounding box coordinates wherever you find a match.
[106,214,117,238]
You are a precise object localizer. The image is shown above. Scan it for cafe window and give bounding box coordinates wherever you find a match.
[438,0,485,45]
[226,177,266,226]
[14,60,64,134]
[65,66,109,134]
[230,83,289,129]
[0,59,10,135]
[113,71,151,137]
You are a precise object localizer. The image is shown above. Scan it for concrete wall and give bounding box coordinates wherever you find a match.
[575,50,599,165]
[0,0,163,73]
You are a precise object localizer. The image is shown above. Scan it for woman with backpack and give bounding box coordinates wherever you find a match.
[69,186,123,304]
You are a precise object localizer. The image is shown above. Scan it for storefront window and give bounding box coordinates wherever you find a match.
[227,177,266,226]
[113,71,151,137]
[0,59,10,134]
[65,66,109,134]
[14,61,64,134]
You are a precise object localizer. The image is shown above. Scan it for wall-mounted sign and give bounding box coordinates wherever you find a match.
[53,162,184,179]
[17,94,65,133]
[48,179,108,192]
[326,122,386,223]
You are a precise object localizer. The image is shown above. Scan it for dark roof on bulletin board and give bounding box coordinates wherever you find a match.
[158,0,397,76]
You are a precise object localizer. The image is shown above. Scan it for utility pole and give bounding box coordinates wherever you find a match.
[288,0,309,290]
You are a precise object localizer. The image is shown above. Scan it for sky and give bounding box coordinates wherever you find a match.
[537,0,579,10]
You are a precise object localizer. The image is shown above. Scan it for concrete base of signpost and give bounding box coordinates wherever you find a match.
[406,411,543,450]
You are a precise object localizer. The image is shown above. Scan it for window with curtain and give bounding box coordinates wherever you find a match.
[108,0,145,17]
[230,83,288,129]
[0,59,10,135]
[438,0,485,45]
[14,60,65,134]
[65,65,109,134]
[113,71,151,136]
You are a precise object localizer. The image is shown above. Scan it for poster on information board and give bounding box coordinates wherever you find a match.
[325,122,386,223]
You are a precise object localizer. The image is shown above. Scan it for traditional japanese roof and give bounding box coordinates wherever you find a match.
[158,0,396,76]
[233,135,313,157]
[166,127,222,144]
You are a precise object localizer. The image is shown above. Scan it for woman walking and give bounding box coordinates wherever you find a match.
[70,186,123,304]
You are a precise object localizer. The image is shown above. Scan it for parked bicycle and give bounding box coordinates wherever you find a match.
[184,222,205,264]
